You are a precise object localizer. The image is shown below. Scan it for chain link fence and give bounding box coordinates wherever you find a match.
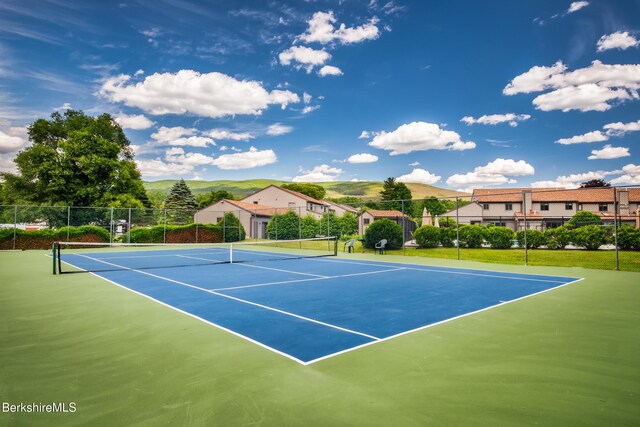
[1,185,638,271]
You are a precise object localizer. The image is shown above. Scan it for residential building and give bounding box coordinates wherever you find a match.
[241,185,329,218]
[442,187,640,230]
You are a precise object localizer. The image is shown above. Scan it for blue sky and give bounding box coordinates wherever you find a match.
[0,0,639,191]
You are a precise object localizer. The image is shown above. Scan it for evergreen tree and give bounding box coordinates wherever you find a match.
[165,179,197,224]
[379,177,413,212]
[281,183,326,200]
[196,190,235,209]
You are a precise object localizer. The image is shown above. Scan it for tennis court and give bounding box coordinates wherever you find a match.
[55,239,582,365]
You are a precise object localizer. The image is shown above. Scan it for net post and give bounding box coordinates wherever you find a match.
[333,235,338,256]
[229,243,233,264]
[52,242,57,275]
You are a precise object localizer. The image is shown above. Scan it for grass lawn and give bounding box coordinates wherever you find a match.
[1,250,639,426]
[347,243,640,272]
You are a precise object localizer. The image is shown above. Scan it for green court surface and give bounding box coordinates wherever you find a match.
[1,250,639,426]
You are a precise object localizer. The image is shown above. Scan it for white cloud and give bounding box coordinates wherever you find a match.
[302,105,320,114]
[99,70,300,118]
[303,92,312,104]
[504,60,640,112]
[610,164,640,184]
[567,1,589,14]
[461,113,531,127]
[474,158,535,176]
[297,11,380,45]
[317,65,343,76]
[0,123,28,154]
[114,113,155,130]
[530,180,577,189]
[367,121,475,155]
[396,168,441,185]
[346,153,379,164]
[409,161,420,166]
[358,131,371,139]
[597,31,640,52]
[555,130,609,145]
[278,46,331,72]
[293,164,342,182]
[212,146,277,170]
[266,123,293,136]
[446,172,516,189]
[151,126,195,143]
[165,147,216,166]
[205,129,254,141]
[532,169,624,188]
[445,158,534,190]
[135,158,194,177]
[603,119,640,136]
[588,144,630,160]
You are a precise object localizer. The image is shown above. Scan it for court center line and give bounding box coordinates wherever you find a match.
[73,254,380,341]
[312,258,571,284]
[210,267,406,292]
[176,254,328,278]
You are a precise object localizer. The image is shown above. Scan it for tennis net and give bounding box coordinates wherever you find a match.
[52,237,338,274]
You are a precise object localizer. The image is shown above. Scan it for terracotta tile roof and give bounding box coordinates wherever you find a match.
[474,187,640,203]
[514,212,544,219]
[269,185,326,205]
[322,200,359,213]
[223,199,290,216]
[362,209,407,218]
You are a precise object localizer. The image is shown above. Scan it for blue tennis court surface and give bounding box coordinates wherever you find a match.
[60,248,581,365]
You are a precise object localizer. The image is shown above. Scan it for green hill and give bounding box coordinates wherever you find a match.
[144,179,468,200]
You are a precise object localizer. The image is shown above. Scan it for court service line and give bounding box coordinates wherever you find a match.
[73,254,380,341]
[176,254,328,278]
[313,258,573,284]
[210,267,407,292]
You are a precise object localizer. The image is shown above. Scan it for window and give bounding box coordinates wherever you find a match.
[577,203,583,211]
[599,204,608,212]
[253,201,258,205]
[483,203,489,210]
[490,221,506,227]
[505,203,513,211]
[288,202,296,208]
[363,218,370,225]
[546,222,562,229]
[540,203,549,211]
[216,217,222,223]
[565,203,573,210]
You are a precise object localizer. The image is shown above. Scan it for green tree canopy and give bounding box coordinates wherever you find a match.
[280,183,326,200]
[567,211,603,228]
[165,179,197,224]
[1,109,149,208]
[379,177,413,212]
[196,190,235,209]
[580,179,610,188]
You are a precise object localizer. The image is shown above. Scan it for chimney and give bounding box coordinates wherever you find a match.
[619,190,630,215]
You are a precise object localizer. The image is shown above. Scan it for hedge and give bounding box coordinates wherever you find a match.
[484,226,515,249]
[0,225,110,250]
[364,218,403,250]
[129,223,223,243]
[413,225,440,248]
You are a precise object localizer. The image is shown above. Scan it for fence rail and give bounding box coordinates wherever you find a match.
[1,185,639,271]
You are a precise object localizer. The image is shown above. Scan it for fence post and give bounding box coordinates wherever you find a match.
[222,213,226,243]
[66,206,70,241]
[13,205,17,250]
[613,187,619,271]
[127,208,132,244]
[298,207,302,248]
[401,200,406,256]
[522,191,528,266]
[109,207,114,244]
[455,197,460,261]
[163,209,167,243]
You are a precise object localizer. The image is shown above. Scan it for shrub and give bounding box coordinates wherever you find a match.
[300,214,319,239]
[339,212,358,236]
[616,225,640,250]
[438,217,457,228]
[218,212,246,242]
[318,212,341,237]
[485,226,515,249]
[458,225,486,248]
[413,225,440,248]
[567,211,603,229]
[515,229,546,249]
[544,226,573,250]
[364,218,403,250]
[130,223,222,243]
[0,225,110,250]
[439,227,456,247]
[572,225,608,250]
[266,211,301,240]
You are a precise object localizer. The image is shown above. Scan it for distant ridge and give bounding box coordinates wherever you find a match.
[143,179,468,200]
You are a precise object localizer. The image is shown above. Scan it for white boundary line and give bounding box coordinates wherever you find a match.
[72,254,380,341]
[313,258,572,284]
[56,253,584,366]
[303,277,585,365]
